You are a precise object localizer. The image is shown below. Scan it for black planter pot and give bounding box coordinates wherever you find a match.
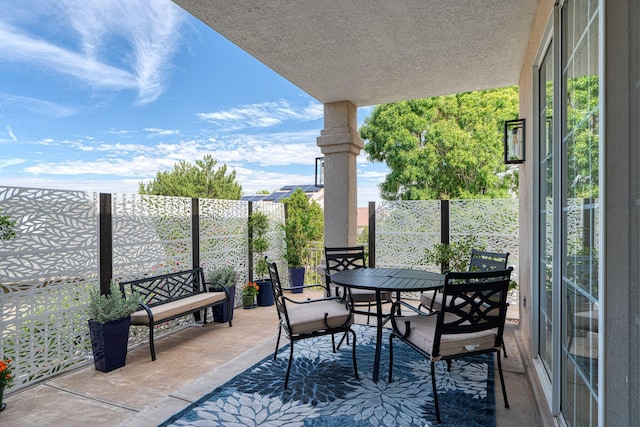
[213,285,236,322]
[256,279,274,306]
[289,267,305,293]
[88,317,131,372]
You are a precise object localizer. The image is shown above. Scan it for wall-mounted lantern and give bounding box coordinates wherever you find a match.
[504,119,525,164]
[315,157,325,187]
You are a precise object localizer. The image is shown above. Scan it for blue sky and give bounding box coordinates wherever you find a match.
[0,0,387,206]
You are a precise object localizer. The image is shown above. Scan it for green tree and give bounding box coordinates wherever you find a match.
[282,188,323,267]
[0,208,16,241]
[139,154,242,199]
[360,87,520,200]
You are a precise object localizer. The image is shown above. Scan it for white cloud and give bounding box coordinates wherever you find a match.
[0,94,77,118]
[0,158,27,168]
[0,0,185,105]
[6,125,17,142]
[197,100,323,131]
[143,128,181,136]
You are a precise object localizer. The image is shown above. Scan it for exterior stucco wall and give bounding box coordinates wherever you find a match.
[517,0,554,358]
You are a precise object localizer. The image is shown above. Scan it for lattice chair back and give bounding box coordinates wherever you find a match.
[468,250,509,273]
[325,246,366,272]
[433,268,512,358]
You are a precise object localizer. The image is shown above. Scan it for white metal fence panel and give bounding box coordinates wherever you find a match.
[0,186,98,391]
[375,200,441,270]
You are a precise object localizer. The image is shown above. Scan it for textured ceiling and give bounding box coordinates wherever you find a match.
[173,0,539,107]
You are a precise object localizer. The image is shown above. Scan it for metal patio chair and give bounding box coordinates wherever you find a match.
[267,258,359,389]
[324,246,392,325]
[389,268,513,423]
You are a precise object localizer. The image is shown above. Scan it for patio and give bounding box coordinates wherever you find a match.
[0,290,551,426]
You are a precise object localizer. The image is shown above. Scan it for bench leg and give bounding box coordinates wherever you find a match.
[149,326,156,361]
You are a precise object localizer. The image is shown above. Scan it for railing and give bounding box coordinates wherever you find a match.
[0,186,520,392]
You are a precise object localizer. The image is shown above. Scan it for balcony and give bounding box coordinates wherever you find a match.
[0,289,548,426]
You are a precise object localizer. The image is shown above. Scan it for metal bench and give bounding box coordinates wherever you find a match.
[119,267,232,361]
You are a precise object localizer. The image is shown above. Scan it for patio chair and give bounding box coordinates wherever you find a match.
[420,250,510,357]
[267,258,359,389]
[324,246,392,325]
[388,268,513,423]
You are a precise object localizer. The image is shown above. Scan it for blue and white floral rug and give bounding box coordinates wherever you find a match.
[161,324,496,426]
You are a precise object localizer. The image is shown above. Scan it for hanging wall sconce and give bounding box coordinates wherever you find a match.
[504,119,525,164]
[315,157,325,187]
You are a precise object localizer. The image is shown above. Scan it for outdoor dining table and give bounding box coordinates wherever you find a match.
[331,267,445,382]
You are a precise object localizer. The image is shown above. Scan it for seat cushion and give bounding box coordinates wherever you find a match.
[130,292,226,325]
[420,291,444,311]
[334,286,390,303]
[286,300,353,335]
[393,314,498,360]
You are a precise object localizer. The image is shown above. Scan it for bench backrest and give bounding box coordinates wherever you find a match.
[119,268,204,307]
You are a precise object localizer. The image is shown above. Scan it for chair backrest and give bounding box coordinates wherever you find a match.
[432,268,512,357]
[468,250,509,272]
[324,246,367,289]
[266,259,291,332]
[324,246,366,274]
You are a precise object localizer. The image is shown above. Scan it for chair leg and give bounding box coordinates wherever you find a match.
[496,352,510,408]
[350,329,359,380]
[336,331,348,350]
[502,337,508,358]
[431,361,440,423]
[446,359,452,372]
[273,326,282,360]
[366,302,372,325]
[284,341,294,389]
[388,334,395,383]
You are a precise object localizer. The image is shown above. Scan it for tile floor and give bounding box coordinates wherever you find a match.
[0,290,553,426]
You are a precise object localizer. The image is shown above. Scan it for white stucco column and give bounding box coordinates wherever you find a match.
[317,101,363,247]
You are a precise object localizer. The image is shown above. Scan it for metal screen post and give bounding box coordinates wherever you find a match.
[248,201,254,282]
[99,193,112,295]
[368,201,376,268]
[192,198,200,270]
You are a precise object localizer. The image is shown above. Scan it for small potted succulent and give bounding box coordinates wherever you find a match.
[0,357,14,411]
[242,281,259,309]
[87,282,142,372]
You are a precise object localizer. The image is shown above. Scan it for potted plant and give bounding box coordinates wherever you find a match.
[0,357,14,412]
[249,211,274,306]
[424,237,482,273]
[207,266,238,322]
[282,188,323,293]
[242,281,259,309]
[87,282,142,372]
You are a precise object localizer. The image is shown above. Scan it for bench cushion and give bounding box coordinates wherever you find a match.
[130,291,226,325]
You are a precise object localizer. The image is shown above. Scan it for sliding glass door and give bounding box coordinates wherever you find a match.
[536,1,600,425]
[537,40,553,377]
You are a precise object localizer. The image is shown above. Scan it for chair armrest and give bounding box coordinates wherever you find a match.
[283,295,345,305]
[389,300,434,338]
[281,283,330,293]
